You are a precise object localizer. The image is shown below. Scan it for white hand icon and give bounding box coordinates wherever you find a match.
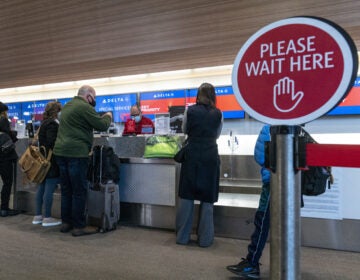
[273,77,304,113]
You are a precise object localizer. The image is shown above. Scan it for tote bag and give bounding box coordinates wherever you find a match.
[18,145,52,183]
[143,135,181,158]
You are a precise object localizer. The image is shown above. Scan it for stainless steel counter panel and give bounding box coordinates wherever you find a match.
[119,157,180,206]
[120,157,177,165]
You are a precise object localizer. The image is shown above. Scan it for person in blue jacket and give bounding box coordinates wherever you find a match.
[227,124,270,278]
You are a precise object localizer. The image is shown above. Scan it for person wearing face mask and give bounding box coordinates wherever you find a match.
[122,104,154,135]
[53,85,112,236]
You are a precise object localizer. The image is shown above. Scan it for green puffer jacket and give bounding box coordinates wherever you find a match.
[53,96,111,158]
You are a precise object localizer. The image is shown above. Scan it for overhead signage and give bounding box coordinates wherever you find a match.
[187,86,245,119]
[21,99,52,122]
[58,98,72,106]
[232,16,358,125]
[95,93,137,122]
[328,77,360,115]
[140,89,186,115]
[6,102,22,119]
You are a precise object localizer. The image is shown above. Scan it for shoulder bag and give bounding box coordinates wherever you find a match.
[143,135,181,158]
[18,145,52,183]
[0,131,15,154]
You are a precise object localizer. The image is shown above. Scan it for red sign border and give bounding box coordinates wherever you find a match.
[232,16,358,125]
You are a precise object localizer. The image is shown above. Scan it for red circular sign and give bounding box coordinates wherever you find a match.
[232,17,358,125]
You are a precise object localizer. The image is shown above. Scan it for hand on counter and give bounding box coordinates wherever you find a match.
[102,112,113,120]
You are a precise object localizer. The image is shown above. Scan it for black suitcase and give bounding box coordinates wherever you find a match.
[87,145,120,232]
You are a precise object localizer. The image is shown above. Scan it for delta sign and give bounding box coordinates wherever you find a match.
[232,16,358,125]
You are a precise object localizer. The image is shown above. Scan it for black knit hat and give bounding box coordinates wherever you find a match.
[0,102,8,113]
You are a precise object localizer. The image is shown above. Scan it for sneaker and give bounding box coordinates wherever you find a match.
[226,258,260,278]
[72,226,98,237]
[32,215,43,224]
[42,217,62,227]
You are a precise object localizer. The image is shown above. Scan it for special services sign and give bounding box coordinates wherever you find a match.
[232,16,358,125]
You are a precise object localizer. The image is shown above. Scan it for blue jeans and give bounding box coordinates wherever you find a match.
[247,182,270,266]
[176,198,214,247]
[55,156,89,229]
[35,177,60,217]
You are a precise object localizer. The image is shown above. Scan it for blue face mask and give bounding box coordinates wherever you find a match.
[134,115,141,123]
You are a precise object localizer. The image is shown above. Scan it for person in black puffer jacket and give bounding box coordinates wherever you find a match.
[0,102,19,217]
[32,101,62,227]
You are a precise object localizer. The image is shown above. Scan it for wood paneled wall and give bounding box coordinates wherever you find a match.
[0,0,359,88]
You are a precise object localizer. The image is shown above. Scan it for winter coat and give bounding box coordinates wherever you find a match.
[178,104,222,203]
[54,96,111,158]
[38,118,60,178]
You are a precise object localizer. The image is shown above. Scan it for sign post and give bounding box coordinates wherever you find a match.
[270,125,301,279]
[232,16,358,279]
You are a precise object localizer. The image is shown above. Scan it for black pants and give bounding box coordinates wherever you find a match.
[0,160,14,210]
[246,182,271,266]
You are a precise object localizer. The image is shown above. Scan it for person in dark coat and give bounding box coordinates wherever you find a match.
[0,102,19,217]
[32,101,62,227]
[176,82,223,247]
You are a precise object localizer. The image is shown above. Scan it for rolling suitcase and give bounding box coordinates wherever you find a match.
[87,145,120,233]
[87,182,120,232]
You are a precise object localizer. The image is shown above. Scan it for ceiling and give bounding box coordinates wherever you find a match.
[0,0,359,89]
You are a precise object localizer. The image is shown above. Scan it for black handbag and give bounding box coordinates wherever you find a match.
[0,132,15,154]
[174,140,188,163]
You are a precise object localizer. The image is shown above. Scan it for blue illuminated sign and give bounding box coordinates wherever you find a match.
[95,93,137,122]
[6,102,22,119]
[187,86,245,119]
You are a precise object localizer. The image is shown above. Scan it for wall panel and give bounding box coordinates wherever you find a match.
[0,0,359,88]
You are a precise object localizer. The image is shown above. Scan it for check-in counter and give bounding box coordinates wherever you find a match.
[14,135,182,229]
[14,135,259,232]
[12,135,360,252]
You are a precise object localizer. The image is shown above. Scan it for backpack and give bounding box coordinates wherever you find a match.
[299,128,333,196]
[301,166,333,196]
[87,145,120,185]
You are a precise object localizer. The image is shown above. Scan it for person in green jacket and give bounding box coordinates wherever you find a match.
[54,85,112,237]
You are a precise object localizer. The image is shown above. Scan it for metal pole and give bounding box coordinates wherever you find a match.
[270,126,301,280]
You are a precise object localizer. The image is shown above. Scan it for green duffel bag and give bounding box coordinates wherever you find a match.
[143,135,182,158]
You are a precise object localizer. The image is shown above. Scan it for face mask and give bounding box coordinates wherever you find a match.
[134,115,141,123]
[87,95,96,107]
[57,112,61,120]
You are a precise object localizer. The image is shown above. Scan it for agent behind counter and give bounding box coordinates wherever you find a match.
[122,104,154,136]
